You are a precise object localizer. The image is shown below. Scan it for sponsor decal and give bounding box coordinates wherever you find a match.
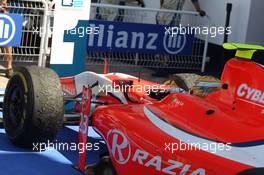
[87,20,194,55]
[237,83,264,106]
[52,19,193,76]
[107,129,205,175]
[78,87,92,171]
[169,97,184,107]
[0,13,23,46]
[107,129,131,165]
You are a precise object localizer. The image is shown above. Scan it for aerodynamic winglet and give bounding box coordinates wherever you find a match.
[223,43,264,59]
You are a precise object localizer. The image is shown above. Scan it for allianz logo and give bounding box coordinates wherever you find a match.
[88,24,187,54]
[0,19,10,39]
[0,14,16,45]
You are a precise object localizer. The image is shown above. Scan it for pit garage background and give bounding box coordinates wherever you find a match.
[1,0,263,78]
[0,0,264,174]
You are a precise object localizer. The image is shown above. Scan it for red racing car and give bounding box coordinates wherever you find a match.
[2,43,264,175]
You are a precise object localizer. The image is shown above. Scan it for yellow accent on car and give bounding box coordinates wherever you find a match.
[223,43,264,59]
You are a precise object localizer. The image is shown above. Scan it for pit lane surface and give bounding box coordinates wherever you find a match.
[0,88,105,175]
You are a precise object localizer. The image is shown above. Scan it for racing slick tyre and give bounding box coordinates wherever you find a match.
[164,73,221,97]
[0,118,3,128]
[85,156,117,175]
[237,168,264,175]
[3,66,64,147]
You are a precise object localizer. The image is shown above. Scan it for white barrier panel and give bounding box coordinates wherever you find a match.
[47,2,210,73]
[50,0,91,65]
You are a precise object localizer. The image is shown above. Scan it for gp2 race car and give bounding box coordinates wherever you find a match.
[1,43,264,175]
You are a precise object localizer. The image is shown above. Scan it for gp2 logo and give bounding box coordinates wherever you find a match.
[61,0,84,8]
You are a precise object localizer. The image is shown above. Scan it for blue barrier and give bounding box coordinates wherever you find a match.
[51,20,194,77]
[0,13,23,46]
[0,88,104,175]
[87,20,194,55]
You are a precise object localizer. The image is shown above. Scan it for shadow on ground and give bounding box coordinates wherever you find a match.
[0,126,107,175]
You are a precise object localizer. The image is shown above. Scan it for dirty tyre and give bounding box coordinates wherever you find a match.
[237,168,264,175]
[0,118,3,128]
[3,66,64,147]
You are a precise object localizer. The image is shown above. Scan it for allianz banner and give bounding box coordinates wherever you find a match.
[52,19,195,77]
[87,20,194,55]
[0,13,23,46]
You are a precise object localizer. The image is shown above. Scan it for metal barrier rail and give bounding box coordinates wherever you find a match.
[0,0,48,66]
[89,3,210,72]
[4,1,209,72]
